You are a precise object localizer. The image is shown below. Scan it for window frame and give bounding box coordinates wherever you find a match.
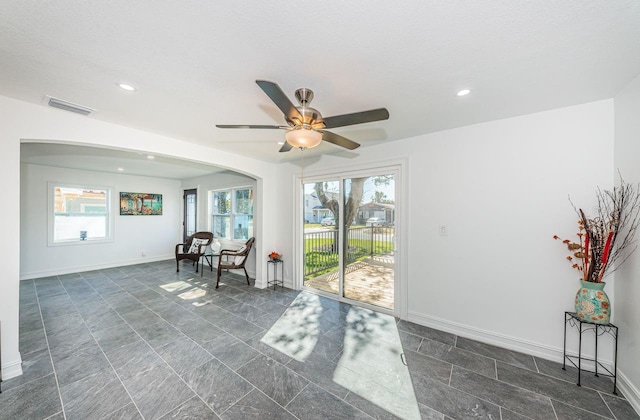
[209,185,254,242]
[47,182,115,247]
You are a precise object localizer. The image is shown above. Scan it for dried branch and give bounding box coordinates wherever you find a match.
[564,174,640,282]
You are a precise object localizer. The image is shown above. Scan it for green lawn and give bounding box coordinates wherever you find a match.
[303,236,393,279]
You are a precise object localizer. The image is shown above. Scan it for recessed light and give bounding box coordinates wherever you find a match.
[146,155,155,160]
[117,167,125,172]
[117,83,136,91]
[457,89,471,97]
[277,141,285,145]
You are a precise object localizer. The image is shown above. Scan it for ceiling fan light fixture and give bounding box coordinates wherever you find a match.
[285,128,322,149]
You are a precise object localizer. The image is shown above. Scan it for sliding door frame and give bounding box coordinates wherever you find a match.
[293,159,408,319]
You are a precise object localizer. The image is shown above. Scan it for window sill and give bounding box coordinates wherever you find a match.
[48,238,114,247]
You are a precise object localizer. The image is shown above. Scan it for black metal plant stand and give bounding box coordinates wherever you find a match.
[563,311,618,394]
[267,259,283,290]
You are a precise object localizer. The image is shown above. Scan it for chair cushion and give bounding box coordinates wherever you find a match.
[188,238,207,254]
[234,245,247,265]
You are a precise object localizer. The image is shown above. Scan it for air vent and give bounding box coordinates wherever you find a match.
[45,96,95,116]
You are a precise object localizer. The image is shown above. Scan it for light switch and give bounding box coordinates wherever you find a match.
[439,225,448,236]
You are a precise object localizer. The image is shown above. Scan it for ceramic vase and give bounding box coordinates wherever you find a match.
[575,280,610,324]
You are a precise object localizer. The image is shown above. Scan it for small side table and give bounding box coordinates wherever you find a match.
[563,311,618,394]
[267,259,283,290]
[200,252,220,277]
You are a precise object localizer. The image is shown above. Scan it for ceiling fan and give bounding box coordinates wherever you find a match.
[216,80,390,152]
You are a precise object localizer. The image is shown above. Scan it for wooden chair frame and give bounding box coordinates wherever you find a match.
[216,237,255,288]
[175,232,213,272]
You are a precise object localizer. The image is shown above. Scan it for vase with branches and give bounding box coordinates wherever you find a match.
[554,176,640,323]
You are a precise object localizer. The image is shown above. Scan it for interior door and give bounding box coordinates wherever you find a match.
[183,188,197,242]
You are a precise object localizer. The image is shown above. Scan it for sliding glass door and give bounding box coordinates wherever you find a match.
[302,170,397,310]
[303,180,341,297]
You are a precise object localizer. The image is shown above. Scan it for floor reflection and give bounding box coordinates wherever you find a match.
[261,292,420,419]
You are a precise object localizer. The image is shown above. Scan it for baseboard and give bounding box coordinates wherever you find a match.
[408,311,579,365]
[19,254,174,280]
[1,354,23,381]
[617,370,640,415]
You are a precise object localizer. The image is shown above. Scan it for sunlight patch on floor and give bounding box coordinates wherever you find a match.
[260,292,420,419]
[334,307,420,419]
[178,287,207,300]
[260,293,322,362]
[160,280,194,293]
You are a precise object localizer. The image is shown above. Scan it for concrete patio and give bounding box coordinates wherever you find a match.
[304,255,394,309]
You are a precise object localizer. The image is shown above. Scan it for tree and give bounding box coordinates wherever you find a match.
[372,191,389,204]
[314,178,365,229]
[314,179,365,255]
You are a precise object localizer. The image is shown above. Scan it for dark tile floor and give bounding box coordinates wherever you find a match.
[1,260,638,420]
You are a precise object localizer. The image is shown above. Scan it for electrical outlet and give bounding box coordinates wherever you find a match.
[141,251,146,257]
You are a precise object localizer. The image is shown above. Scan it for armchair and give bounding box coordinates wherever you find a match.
[216,237,255,288]
[175,232,213,272]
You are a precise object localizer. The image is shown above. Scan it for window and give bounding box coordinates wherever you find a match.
[50,183,112,244]
[211,187,253,240]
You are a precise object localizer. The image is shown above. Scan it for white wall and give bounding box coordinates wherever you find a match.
[613,73,640,412]
[282,100,615,361]
[1,90,631,401]
[181,171,258,276]
[0,94,283,380]
[20,163,181,279]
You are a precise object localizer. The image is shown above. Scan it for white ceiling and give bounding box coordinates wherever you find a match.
[2,1,640,163]
[21,143,226,180]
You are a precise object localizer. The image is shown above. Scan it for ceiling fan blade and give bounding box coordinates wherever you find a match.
[321,108,389,129]
[216,124,285,129]
[256,80,303,123]
[279,142,293,153]
[320,131,360,150]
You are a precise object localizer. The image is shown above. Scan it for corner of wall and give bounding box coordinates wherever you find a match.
[1,353,23,381]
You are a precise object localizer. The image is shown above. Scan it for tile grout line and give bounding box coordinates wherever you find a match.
[282,382,310,417]
[62,274,146,420]
[158,273,272,340]
[168,271,373,419]
[328,389,376,419]
[550,398,614,420]
[33,263,618,420]
[7,299,56,392]
[444,335,619,397]
[42,410,64,420]
[76,273,227,420]
[549,398,560,420]
[167,355,253,418]
[450,363,613,420]
[532,355,540,373]
[33,277,68,420]
[597,391,619,420]
[113,271,301,419]
[216,385,257,416]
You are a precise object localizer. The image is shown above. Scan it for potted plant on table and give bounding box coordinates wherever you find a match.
[554,176,640,323]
